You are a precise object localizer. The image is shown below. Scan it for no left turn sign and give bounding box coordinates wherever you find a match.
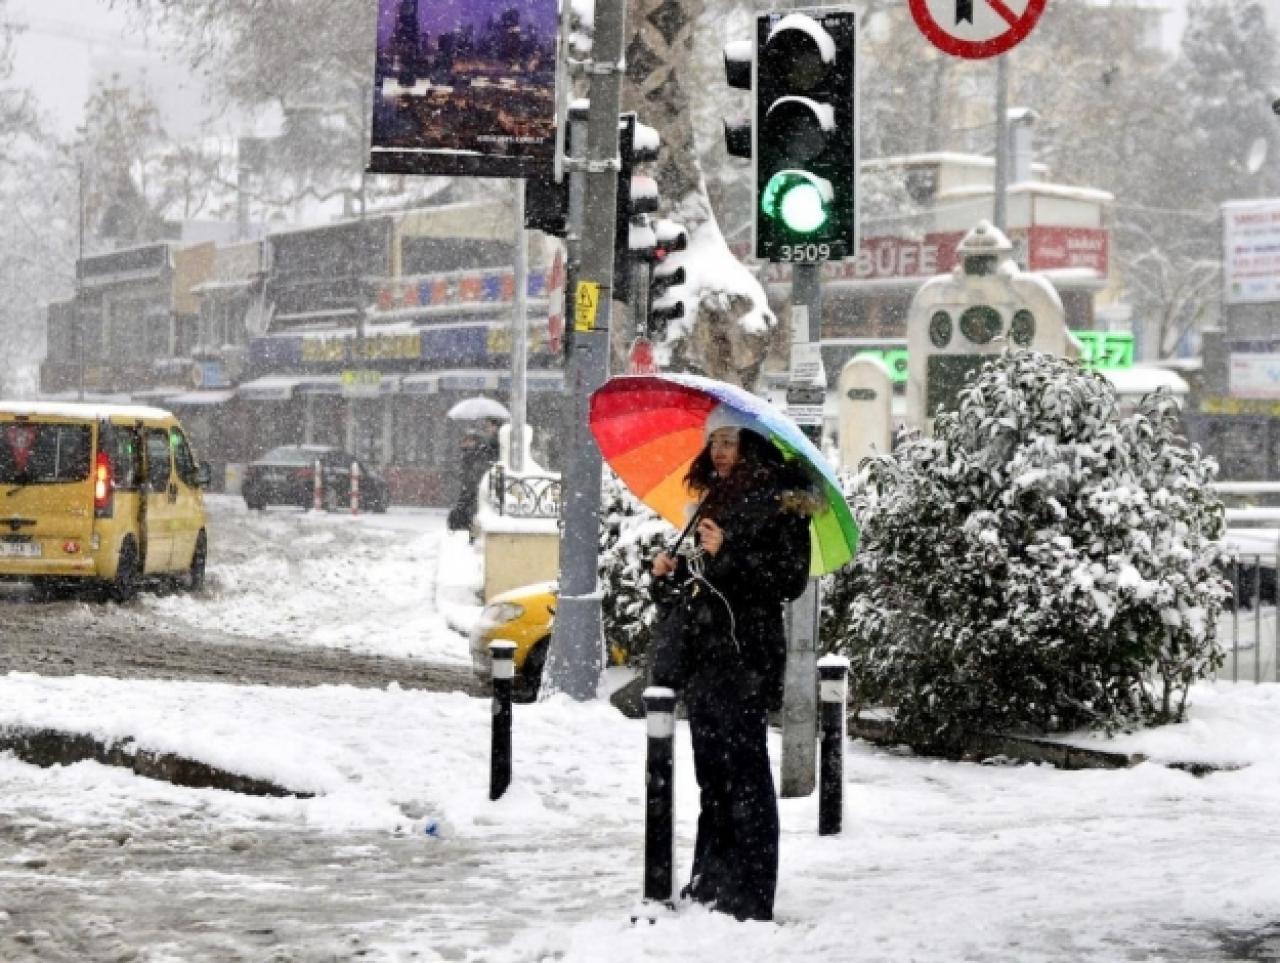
[909,0,1047,59]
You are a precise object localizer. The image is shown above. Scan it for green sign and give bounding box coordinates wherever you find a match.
[1073,331,1134,370]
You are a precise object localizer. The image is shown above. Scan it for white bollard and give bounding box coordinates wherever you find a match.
[350,460,361,515]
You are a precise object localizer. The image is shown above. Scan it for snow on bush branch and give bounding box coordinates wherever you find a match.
[823,350,1231,754]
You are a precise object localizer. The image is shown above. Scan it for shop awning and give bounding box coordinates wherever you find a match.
[439,370,500,391]
[166,389,237,406]
[401,373,440,395]
[401,369,561,396]
[499,371,564,394]
[130,386,187,405]
[296,375,344,396]
[237,375,306,401]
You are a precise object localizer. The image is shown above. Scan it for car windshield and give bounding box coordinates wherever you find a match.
[0,422,92,485]
[261,446,324,465]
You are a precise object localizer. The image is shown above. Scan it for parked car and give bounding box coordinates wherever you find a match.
[0,402,211,601]
[469,581,631,701]
[470,581,558,702]
[241,445,389,513]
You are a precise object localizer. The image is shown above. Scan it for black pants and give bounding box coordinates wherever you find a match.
[684,674,779,921]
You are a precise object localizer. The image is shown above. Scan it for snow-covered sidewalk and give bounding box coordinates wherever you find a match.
[2,671,1280,961]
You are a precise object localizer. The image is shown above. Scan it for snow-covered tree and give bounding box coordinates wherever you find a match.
[0,6,52,396]
[598,471,669,667]
[825,351,1231,754]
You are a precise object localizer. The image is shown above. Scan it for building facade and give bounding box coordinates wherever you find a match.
[41,202,568,506]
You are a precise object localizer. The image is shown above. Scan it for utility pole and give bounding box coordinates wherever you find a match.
[510,178,528,473]
[993,53,1009,233]
[781,273,824,798]
[747,1,858,797]
[544,0,628,699]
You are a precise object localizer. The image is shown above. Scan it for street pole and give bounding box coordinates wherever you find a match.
[544,0,628,699]
[993,53,1009,233]
[510,178,528,473]
[781,264,824,798]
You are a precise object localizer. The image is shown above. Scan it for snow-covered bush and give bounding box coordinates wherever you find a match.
[825,350,1230,753]
[598,471,671,666]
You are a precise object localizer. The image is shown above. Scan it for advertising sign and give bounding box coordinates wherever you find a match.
[1223,199,1280,304]
[1229,353,1280,400]
[1027,226,1109,274]
[368,0,559,178]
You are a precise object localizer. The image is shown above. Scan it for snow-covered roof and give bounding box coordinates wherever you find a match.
[940,182,1115,203]
[2,401,175,421]
[1102,366,1189,396]
[863,151,1050,175]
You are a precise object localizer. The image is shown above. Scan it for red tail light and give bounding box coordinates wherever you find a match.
[94,450,113,516]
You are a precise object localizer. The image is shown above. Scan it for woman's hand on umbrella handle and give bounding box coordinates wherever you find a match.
[698,519,724,556]
[652,551,677,578]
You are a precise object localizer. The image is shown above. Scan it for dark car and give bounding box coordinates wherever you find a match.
[242,445,389,513]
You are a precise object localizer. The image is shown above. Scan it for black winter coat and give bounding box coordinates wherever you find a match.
[656,468,814,708]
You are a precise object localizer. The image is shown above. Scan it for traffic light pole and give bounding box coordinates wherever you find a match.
[544,0,628,701]
[781,262,822,798]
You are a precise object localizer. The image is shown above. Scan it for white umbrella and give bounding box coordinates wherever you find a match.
[446,396,511,421]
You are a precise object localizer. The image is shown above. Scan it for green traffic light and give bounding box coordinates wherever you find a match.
[760,170,833,235]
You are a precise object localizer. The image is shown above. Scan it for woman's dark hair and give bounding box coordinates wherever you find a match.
[685,428,788,495]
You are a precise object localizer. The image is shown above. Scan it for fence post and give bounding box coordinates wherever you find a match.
[489,640,516,800]
[350,460,361,515]
[642,686,676,907]
[817,655,850,836]
[312,459,323,512]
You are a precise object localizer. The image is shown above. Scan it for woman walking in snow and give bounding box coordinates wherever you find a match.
[650,410,814,921]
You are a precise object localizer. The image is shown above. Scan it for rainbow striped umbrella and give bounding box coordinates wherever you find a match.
[589,373,859,576]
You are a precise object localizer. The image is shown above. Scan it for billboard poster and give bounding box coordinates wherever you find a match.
[368,0,559,178]
[1229,353,1280,400]
[1223,199,1280,304]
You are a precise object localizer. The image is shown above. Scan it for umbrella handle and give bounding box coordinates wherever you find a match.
[668,500,705,555]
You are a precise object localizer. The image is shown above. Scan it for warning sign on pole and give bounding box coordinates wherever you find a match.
[909,0,1047,59]
[574,281,601,332]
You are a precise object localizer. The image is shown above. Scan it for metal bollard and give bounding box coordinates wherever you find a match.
[489,640,516,800]
[642,686,677,906]
[350,460,361,515]
[817,655,850,836]
[312,459,323,512]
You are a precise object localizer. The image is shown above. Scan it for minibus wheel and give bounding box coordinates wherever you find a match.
[186,531,207,593]
[108,538,139,604]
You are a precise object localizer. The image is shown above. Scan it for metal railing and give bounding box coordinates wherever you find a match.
[1218,553,1279,684]
[487,465,563,519]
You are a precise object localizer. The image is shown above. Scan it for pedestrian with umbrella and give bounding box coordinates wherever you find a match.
[446,398,509,535]
[590,374,859,922]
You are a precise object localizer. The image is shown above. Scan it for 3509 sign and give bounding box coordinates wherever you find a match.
[776,242,835,263]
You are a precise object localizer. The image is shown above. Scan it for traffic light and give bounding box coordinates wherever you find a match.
[614,113,660,304]
[524,168,570,237]
[753,8,857,263]
[648,218,688,338]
